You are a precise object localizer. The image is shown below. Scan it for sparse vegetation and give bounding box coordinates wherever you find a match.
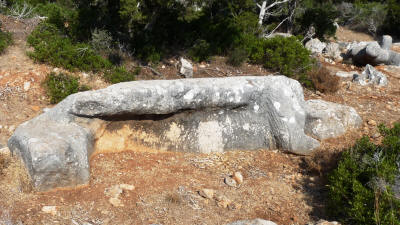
[103,66,140,84]
[0,28,12,54]
[309,66,340,93]
[329,123,400,225]
[43,72,90,104]
[27,23,111,72]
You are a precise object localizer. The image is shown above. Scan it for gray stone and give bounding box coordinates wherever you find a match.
[348,39,400,66]
[179,57,193,78]
[305,99,362,140]
[227,219,277,225]
[305,38,327,54]
[353,64,388,86]
[325,42,341,60]
[380,35,393,50]
[9,76,321,191]
[335,71,359,78]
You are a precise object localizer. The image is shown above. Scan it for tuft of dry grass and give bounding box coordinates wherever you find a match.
[309,66,340,93]
[165,193,183,205]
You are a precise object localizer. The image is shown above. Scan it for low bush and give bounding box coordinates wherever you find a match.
[329,123,400,225]
[0,29,12,54]
[383,0,400,37]
[103,66,140,84]
[309,66,340,93]
[27,23,111,72]
[298,3,339,40]
[227,47,248,67]
[43,72,89,104]
[188,39,212,63]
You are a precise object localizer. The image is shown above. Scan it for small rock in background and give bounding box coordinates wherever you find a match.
[233,171,243,184]
[23,81,31,92]
[353,64,388,86]
[227,202,242,210]
[41,206,57,215]
[368,119,377,126]
[215,194,232,208]
[325,42,341,60]
[224,176,237,187]
[198,188,215,199]
[335,71,358,78]
[380,35,393,50]
[305,38,327,54]
[179,57,193,78]
[104,184,135,207]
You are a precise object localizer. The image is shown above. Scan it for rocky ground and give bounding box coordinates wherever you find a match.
[0,15,399,225]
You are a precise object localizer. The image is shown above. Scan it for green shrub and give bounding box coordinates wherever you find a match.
[188,39,212,62]
[103,66,140,84]
[328,123,400,225]
[298,3,339,40]
[43,72,89,104]
[227,47,248,67]
[0,29,13,54]
[250,36,312,79]
[383,0,400,37]
[27,23,111,72]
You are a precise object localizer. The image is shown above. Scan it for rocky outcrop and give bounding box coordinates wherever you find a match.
[348,36,400,66]
[305,38,326,54]
[305,99,362,140]
[353,64,388,86]
[325,42,341,61]
[226,219,277,225]
[9,76,323,191]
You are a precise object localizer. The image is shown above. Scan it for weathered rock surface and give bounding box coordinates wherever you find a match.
[325,42,341,60]
[226,219,277,225]
[335,71,359,78]
[353,64,388,86]
[305,99,362,140]
[9,76,322,191]
[305,38,327,54]
[179,57,193,78]
[380,35,393,50]
[348,36,400,66]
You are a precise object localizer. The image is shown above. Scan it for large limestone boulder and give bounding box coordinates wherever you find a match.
[227,219,277,225]
[9,76,322,191]
[305,99,362,140]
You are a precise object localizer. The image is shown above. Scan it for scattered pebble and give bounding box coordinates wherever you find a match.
[224,176,237,187]
[41,206,57,215]
[23,81,30,91]
[233,171,243,184]
[198,188,215,199]
[367,119,377,126]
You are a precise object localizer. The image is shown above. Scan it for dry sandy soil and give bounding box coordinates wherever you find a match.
[0,15,399,225]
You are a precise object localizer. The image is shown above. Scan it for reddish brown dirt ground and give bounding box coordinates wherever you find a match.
[0,15,399,225]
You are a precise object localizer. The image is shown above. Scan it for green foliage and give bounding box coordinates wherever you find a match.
[188,39,211,62]
[383,0,400,37]
[0,28,13,54]
[251,36,312,79]
[227,47,248,67]
[328,123,400,225]
[43,72,89,104]
[299,3,339,40]
[27,23,111,72]
[103,66,140,84]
